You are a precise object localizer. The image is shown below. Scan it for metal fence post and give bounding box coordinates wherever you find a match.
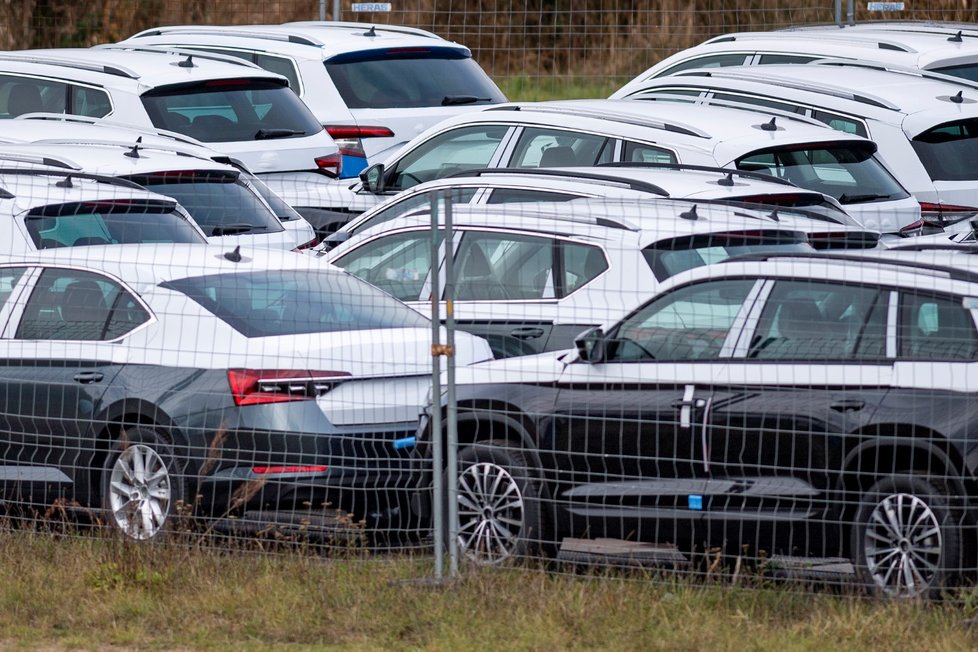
[847,0,855,25]
[834,0,842,26]
[429,190,444,580]
[444,194,459,578]
[333,0,341,21]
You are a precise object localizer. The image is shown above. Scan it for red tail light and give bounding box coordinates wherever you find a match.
[315,153,341,178]
[919,201,978,224]
[899,217,945,237]
[252,465,328,474]
[325,125,395,158]
[292,236,319,251]
[228,369,351,406]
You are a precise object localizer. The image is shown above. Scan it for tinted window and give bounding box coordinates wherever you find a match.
[712,92,804,115]
[811,110,868,138]
[388,125,508,190]
[657,53,752,76]
[911,119,978,181]
[0,75,65,117]
[353,187,478,236]
[485,188,580,203]
[17,269,148,341]
[141,79,322,143]
[610,279,755,361]
[325,50,505,109]
[510,128,613,168]
[453,232,555,300]
[931,63,978,83]
[622,141,677,164]
[735,143,909,205]
[333,231,436,301]
[24,200,204,248]
[642,231,811,281]
[756,54,820,65]
[0,267,26,311]
[749,281,887,360]
[563,242,607,294]
[162,270,428,337]
[123,171,283,237]
[900,293,977,360]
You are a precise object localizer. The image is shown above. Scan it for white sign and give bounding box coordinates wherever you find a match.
[352,2,392,11]
[866,2,905,10]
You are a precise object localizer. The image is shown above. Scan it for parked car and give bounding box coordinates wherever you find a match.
[0,47,342,222]
[430,247,978,599]
[320,165,861,251]
[343,99,919,234]
[0,167,207,252]
[0,243,492,540]
[323,198,848,358]
[121,21,507,177]
[613,28,978,97]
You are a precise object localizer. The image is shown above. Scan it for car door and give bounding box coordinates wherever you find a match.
[547,278,762,545]
[503,126,616,168]
[0,266,146,504]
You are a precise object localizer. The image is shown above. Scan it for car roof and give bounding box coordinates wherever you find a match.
[126,22,463,62]
[0,141,233,177]
[0,243,336,285]
[0,168,178,216]
[0,47,285,90]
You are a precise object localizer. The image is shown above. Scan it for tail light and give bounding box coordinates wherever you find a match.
[919,201,978,225]
[315,153,341,178]
[806,231,880,250]
[252,465,328,474]
[899,217,945,237]
[292,236,319,252]
[325,125,395,159]
[228,369,351,406]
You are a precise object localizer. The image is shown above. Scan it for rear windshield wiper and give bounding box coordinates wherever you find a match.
[838,192,894,203]
[255,128,305,140]
[441,95,493,106]
[210,224,269,236]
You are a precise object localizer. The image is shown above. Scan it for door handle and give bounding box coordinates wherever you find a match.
[830,398,865,413]
[73,371,104,384]
[671,398,706,409]
[510,326,545,340]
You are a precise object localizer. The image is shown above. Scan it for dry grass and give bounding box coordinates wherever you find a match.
[0,530,975,650]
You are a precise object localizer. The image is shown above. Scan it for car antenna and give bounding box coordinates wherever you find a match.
[124,136,143,159]
[224,245,242,262]
[679,205,699,220]
[177,54,195,68]
[717,172,735,187]
[948,30,964,42]
[56,174,73,188]
[363,26,377,37]
[950,90,965,104]
[767,208,780,222]
[759,117,778,131]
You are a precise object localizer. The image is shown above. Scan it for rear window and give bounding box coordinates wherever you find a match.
[735,143,909,206]
[161,270,428,337]
[642,231,812,280]
[25,200,204,249]
[141,79,323,143]
[122,170,284,237]
[911,118,978,181]
[931,63,978,83]
[325,48,505,109]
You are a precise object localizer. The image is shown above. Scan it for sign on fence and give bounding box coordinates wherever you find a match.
[351,3,392,11]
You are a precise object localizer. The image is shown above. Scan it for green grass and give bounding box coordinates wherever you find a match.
[1,531,977,650]
[497,75,625,102]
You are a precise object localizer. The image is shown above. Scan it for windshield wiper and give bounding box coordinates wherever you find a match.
[211,224,269,236]
[838,192,893,204]
[255,128,305,140]
[441,95,493,106]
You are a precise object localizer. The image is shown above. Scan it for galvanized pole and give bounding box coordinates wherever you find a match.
[835,0,842,26]
[429,190,444,580]
[847,0,855,25]
[333,0,341,21]
[319,0,326,21]
[444,194,459,577]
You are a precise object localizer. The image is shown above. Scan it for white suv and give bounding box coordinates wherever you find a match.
[0,47,342,219]
[613,61,978,231]
[121,22,507,177]
[347,99,919,233]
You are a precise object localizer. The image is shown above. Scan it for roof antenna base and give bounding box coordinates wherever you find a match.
[717,172,735,187]
[124,136,143,159]
[224,245,243,263]
[55,175,73,188]
[679,205,699,221]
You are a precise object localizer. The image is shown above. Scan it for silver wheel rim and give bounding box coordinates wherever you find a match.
[108,444,172,540]
[456,461,525,564]
[863,492,943,598]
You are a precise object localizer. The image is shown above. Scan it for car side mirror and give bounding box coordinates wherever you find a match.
[574,327,606,364]
[359,163,386,193]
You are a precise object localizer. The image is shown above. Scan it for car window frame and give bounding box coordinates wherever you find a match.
[897,290,978,362]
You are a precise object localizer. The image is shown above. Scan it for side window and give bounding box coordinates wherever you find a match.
[71,86,111,118]
[711,92,804,115]
[509,127,613,168]
[453,232,554,301]
[389,125,509,190]
[811,109,869,138]
[0,267,27,311]
[562,243,607,294]
[749,281,887,360]
[332,231,436,301]
[254,54,302,92]
[610,279,755,361]
[16,269,148,341]
[756,54,820,65]
[900,293,978,360]
[657,53,753,76]
[622,141,677,164]
[0,75,66,117]
[354,188,478,235]
[485,188,580,204]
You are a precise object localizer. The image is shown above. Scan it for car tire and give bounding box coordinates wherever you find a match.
[101,427,185,541]
[448,439,546,565]
[851,474,961,599]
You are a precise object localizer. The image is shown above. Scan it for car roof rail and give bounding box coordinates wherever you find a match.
[445,167,670,197]
[0,151,78,170]
[0,52,139,79]
[808,57,978,92]
[131,26,325,47]
[16,113,212,148]
[283,21,442,40]
[396,202,643,232]
[597,161,797,187]
[484,104,711,138]
[627,91,833,129]
[0,167,148,195]
[94,44,264,70]
[702,31,917,52]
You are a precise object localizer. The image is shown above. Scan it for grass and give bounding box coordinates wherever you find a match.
[496,75,625,102]
[1,530,977,650]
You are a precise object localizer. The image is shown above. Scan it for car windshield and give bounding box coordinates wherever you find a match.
[24,199,204,248]
[325,48,505,109]
[735,142,909,206]
[642,231,813,280]
[122,170,284,237]
[141,79,323,143]
[911,118,978,182]
[161,270,428,337]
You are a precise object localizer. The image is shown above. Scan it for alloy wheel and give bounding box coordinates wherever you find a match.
[456,461,526,564]
[107,444,173,540]
[863,492,943,598]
